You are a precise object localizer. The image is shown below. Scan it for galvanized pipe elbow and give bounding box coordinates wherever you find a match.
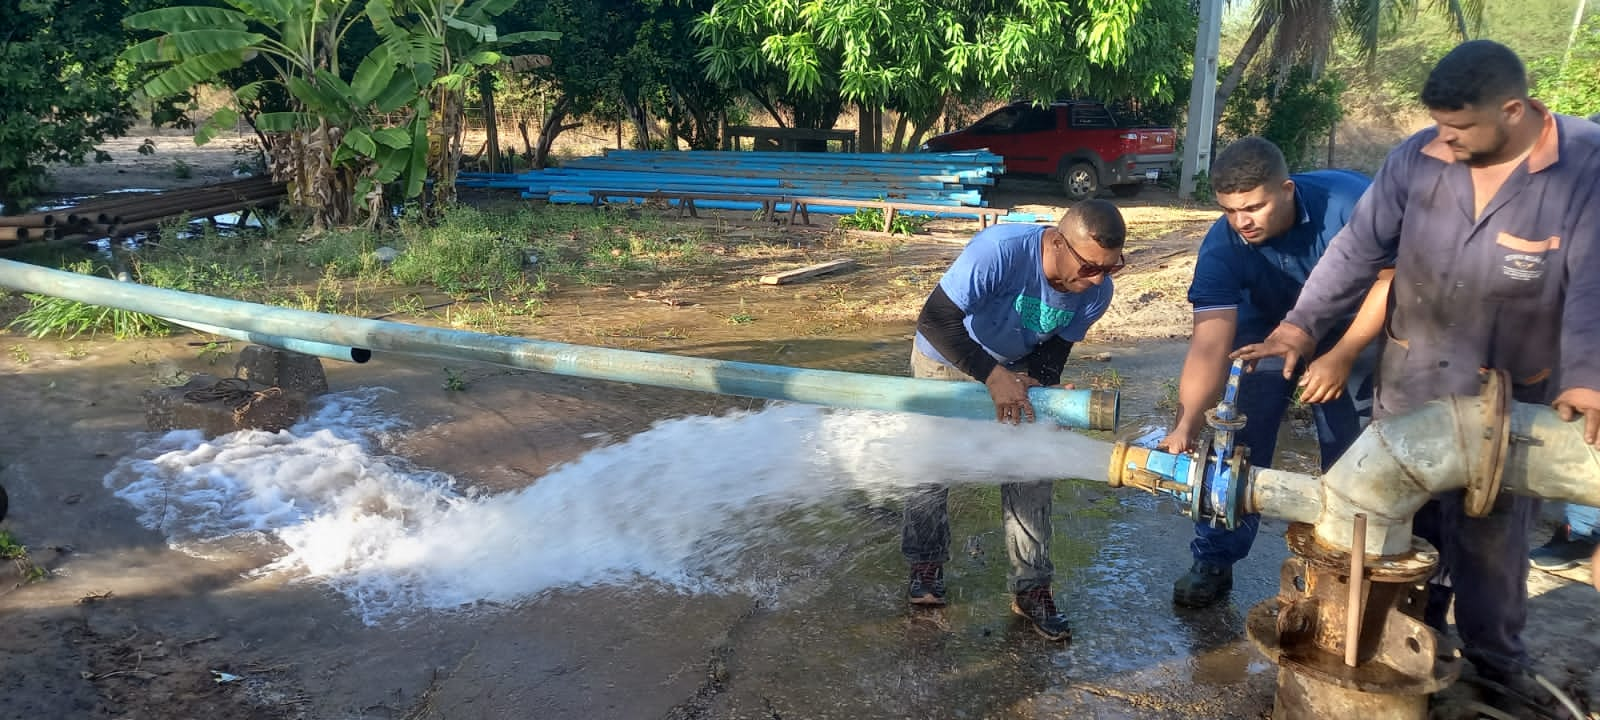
[1312,395,1491,555]
[1263,374,1600,556]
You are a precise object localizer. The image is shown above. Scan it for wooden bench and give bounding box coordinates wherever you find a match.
[784,196,1009,231]
[587,190,782,221]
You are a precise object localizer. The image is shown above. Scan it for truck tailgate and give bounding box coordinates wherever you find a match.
[1136,129,1176,156]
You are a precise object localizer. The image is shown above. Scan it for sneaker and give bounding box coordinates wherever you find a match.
[1529,527,1597,572]
[1011,587,1072,641]
[1173,560,1234,608]
[907,562,946,606]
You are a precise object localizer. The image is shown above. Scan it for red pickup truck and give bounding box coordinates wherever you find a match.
[921,101,1178,200]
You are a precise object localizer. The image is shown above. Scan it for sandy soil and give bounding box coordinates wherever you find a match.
[41,129,263,201]
[3,138,1595,720]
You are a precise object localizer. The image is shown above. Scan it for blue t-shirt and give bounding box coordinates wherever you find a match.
[1188,169,1374,348]
[914,223,1113,367]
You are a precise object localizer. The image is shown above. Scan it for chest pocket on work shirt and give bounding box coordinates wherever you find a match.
[1014,295,1075,334]
[1485,231,1561,300]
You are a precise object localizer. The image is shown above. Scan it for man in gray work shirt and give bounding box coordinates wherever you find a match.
[1236,40,1600,697]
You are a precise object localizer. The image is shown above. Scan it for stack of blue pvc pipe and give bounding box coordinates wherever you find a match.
[458,149,1042,223]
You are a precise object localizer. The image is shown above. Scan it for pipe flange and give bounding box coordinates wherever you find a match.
[1284,523,1439,584]
[1224,449,1250,530]
[1465,369,1512,518]
[1106,442,1130,489]
[1204,407,1247,432]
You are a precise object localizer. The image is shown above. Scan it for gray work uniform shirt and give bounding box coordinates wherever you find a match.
[1284,106,1600,417]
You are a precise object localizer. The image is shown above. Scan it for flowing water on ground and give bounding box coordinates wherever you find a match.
[104,388,1115,625]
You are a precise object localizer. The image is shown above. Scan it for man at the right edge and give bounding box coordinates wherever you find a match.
[1234,40,1600,695]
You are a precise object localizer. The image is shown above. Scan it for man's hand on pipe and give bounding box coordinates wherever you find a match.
[985,367,1041,425]
[1158,427,1196,455]
[1231,322,1316,379]
[1553,387,1600,448]
[1298,350,1357,404]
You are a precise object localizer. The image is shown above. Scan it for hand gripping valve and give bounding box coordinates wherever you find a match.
[1107,359,1252,529]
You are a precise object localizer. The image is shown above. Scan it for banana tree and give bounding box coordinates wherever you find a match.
[121,0,429,228]
[368,0,556,207]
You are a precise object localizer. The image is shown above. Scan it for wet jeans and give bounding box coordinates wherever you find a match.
[903,347,1054,593]
[1190,351,1375,567]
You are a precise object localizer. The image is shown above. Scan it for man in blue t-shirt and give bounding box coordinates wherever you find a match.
[1159,137,1392,608]
[908,199,1127,642]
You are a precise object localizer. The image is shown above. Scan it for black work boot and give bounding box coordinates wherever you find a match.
[1529,525,1597,572]
[907,562,947,606]
[1173,560,1233,608]
[1011,587,1072,641]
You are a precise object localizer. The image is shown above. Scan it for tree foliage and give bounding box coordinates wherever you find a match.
[121,0,553,225]
[1532,15,1600,115]
[693,0,1196,134]
[1221,64,1345,171]
[512,0,732,165]
[0,0,149,213]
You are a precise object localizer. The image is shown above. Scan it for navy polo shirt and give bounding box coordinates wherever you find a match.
[1187,169,1373,348]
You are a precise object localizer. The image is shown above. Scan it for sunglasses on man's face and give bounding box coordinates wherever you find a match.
[1063,239,1126,278]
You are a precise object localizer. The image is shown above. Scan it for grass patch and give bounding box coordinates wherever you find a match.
[390,208,529,294]
[9,260,173,340]
[836,207,932,236]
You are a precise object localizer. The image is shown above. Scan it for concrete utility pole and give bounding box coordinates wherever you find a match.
[1180,0,1225,199]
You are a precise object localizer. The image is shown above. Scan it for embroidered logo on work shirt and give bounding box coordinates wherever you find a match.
[1014,295,1075,333]
[1502,254,1546,281]
[1496,232,1560,282]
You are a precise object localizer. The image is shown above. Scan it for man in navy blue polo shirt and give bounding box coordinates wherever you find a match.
[908,199,1127,641]
[1159,137,1392,608]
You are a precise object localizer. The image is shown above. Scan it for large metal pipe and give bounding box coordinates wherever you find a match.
[1112,372,1600,555]
[0,259,1118,429]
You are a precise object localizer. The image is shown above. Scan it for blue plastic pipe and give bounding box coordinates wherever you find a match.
[0,259,1117,430]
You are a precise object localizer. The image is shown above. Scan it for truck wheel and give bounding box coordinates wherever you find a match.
[1061,162,1100,200]
[1110,183,1142,198]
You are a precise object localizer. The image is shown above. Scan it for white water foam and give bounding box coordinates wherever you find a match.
[105,389,1114,624]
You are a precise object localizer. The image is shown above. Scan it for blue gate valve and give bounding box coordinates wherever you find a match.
[1108,360,1253,530]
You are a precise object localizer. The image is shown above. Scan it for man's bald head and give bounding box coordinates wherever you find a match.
[1060,199,1127,249]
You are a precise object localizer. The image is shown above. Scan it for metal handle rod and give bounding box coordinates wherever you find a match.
[1345,512,1368,667]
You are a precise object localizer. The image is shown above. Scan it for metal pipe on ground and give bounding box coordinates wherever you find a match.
[0,227,38,243]
[111,199,281,238]
[0,214,55,228]
[0,259,1119,430]
[70,179,282,223]
[104,187,285,226]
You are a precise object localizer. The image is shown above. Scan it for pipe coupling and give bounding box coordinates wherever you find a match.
[1465,369,1512,518]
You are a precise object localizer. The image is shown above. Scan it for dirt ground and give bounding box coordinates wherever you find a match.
[3,137,1596,720]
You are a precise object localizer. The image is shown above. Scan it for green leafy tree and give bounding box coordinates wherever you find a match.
[122,0,426,227]
[0,0,148,214]
[511,0,731,166]
[693,0,1196,148]
[1534,15,1600,114]
[1222,65,1345,170]
[368,0,555,206]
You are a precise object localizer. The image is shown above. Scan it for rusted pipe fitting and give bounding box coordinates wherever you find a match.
[1248,524,1458,720]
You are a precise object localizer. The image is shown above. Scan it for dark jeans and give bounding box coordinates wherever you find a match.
[903,347,1055,593]
[1190,351,1375,566]
[1413,491,1538,676]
